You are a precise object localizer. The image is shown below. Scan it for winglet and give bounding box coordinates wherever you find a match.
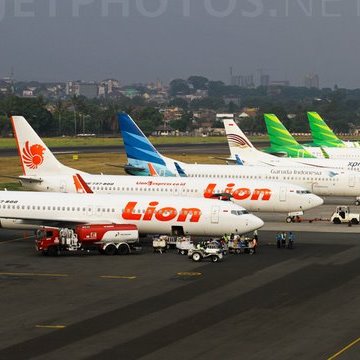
[148,163,159,177]
[73,174,93,194]
[174,162,187,177]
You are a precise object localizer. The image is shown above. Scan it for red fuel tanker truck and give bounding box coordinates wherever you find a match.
[35,224,141,256]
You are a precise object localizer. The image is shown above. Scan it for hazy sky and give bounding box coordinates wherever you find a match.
[1,0,360,88]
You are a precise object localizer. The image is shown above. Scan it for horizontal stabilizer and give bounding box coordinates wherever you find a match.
[0,175,44,183]
[148,163,159,177]
[210,156,237,163]
[124,164,146,175]
[74,174,93,194]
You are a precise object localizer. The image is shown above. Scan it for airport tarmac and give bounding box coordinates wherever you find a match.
[0,209,359,360]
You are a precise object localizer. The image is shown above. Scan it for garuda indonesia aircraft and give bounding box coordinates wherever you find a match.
[224,118,360,170]
[264,114,360,160]
[8,116,322,221]
[118,113,360,206]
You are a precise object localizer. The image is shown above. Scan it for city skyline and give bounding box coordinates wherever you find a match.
[0,1,359,88]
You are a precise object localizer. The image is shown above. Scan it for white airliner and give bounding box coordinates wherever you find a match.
[0,191,264,235]
[9,116,323,221]
[223,118,360,173]
[117,113,360,204]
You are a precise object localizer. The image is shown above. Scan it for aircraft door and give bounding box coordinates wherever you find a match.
[60,181,66,193]
[280,187,287,202]
[211,206,220,224]
[349,174,355,187]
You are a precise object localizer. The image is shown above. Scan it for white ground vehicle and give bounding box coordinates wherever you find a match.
[188,243,224,262]
[330,206,360,224]
[152,235,168,253]
[176,237,195,255]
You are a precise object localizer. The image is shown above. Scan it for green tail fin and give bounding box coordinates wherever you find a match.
[307,112,345,147]
[264,114,316,158]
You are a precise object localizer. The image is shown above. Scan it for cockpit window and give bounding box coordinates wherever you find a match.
[231,210,249,216]
[296,190,311,194]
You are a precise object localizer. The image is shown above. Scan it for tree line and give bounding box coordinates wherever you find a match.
[1,77,360,136]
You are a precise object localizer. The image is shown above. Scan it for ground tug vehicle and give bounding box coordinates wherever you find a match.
[330,206,360,224]
[35,224,141,256]
[188,242,224,262]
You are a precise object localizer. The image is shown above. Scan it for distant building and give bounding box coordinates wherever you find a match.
[160,107,184,124]
[66,81,98,98]
[260,74,270,87]
[0,80,10,94]
[304,74,320,89]
[268,81,290,96]
[231,74,255,88]
[22,88,35,97]
[120,88,140,99]
[152,124,177,136]
[229,67,255,88]
[241,107,259,118]
[270,80,290,87]
[78,83,98,98]
[193,109,216,123]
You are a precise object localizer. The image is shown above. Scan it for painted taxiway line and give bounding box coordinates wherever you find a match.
[0,272,69,278]
[0,272,138,280]
[100,275,137,280]
[177,272,202,277]
[328,336,360,360]
[35,325,66,329]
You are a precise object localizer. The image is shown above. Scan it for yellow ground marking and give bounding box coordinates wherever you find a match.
[328,337,360,360]
[177,272,202,277]
[35,325,66,329]
[0,272,69,278]
[100,275,137,280]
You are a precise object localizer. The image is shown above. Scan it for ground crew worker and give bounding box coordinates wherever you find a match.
[288,232,295,249]
[251,237,257,254]
[281,231,287,248]
[276,232,281,248]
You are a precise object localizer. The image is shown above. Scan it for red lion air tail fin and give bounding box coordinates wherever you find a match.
[11,116,84,177]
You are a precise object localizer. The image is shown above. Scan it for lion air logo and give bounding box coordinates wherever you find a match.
[227,134,253,149]
[22,141,46,169]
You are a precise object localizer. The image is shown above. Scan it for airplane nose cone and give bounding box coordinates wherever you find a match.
[248,215,264,232]
[313,195,324,208]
